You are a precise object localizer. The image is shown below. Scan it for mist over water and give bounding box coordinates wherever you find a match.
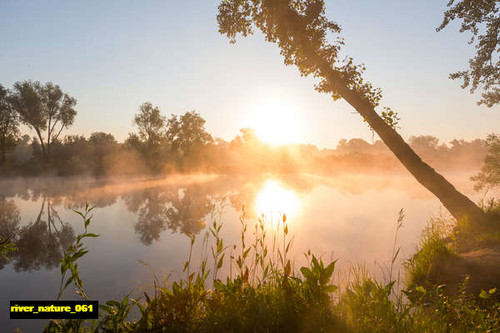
[1,170,497,331]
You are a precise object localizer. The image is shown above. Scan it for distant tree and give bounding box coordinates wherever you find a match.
[217,0,486,222]
[438,0,500,107]
[13,135,33,164]
[89,132,116,145]
[133,102,166,151]
[336,138,371,154]
[166,111,212,164]
[124,133,142,150]
[0,84,19,164]
[230,128,261,148]
[88,132,118,175]
[472,134,500,190]
[131,102,168,171]
[409,136,441,151]
[9,81,77,159]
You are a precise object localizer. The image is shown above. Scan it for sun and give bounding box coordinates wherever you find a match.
[246,99,303,145]
[255,180,301,224]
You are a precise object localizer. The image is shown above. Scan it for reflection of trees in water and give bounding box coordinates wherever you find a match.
[0,177,118,212]
[0,197,21,269]
[125,188,171,245]
[166,187,211,235]
[0,175,322,251]
[124,184,212,245]
[0,197,75,271]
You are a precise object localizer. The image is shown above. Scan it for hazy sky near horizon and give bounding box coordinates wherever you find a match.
[1,0,499,148]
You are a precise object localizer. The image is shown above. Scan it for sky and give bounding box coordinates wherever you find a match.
[1,0,499,148]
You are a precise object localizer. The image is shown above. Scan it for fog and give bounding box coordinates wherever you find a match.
[1,130,496,332]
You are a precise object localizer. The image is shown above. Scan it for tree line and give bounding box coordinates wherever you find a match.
[0,81,219,175]
[0,79,497,193]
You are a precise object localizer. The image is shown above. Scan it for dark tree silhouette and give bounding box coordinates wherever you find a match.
[9,81,77,159]
[166,111,213,168]
[0,85,19,164]
[126,188,171,245]
[217,0,486,223]
[133,102,166,150]
[12,198,75,272]
[124,185,212,245]
[165,186,211,235]
[0,197,20,270]
[88,132,119,176]
[129,102,168,171]
[438,0,500,107]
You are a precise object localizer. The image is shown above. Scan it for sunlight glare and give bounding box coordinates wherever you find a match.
[247,99,303,145]
[255,180,301,224]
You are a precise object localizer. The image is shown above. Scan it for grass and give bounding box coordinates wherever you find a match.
[404,215,459,289]
[39,203,500,333]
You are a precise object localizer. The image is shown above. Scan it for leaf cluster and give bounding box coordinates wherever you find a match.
[438,0,500,106]
[217,0,383,107]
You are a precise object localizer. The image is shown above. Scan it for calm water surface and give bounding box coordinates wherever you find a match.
[1,172,494,331]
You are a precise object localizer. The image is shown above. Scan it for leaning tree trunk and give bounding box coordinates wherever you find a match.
[314,56,486,223]
[279,6,486,223]
[217,1,487,223]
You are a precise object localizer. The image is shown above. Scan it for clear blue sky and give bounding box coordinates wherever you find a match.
[1,0,499,148]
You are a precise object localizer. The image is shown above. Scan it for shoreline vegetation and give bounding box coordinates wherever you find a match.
[0,83,491,179]
[29,203,497,332]
[1,118,498,331]
[1,0,498,331]
[0,123,498,331]
[0,124,490,179]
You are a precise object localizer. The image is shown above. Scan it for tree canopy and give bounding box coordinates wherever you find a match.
[438,0,500,107]
[9,81,77,158]
[166,111,213,157]
[133,102,166,149]
[218,0,381,107]
[0,84,19,164]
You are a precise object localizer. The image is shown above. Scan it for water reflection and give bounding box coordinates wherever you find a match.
[0,197,20,270]
[0,196,75,271]
[0,173,486,273]
[255,180,301,224]
[123,184,212,244]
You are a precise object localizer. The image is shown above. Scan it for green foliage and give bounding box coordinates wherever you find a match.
[339,276,401,332]
[472,133,500,190]
[45,203,99,332]
[97,295,136,332]
[43,204,500,332]
[338,268,500,333]
[438,0,500,107]
[405,218,458,288]
[401,280,500,333]
[379,107,400,130]
[56,203,98,301]
[217,0,382,107]
[363,107,401,138]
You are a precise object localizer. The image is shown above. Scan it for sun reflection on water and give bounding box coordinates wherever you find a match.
[255,180,301,225]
